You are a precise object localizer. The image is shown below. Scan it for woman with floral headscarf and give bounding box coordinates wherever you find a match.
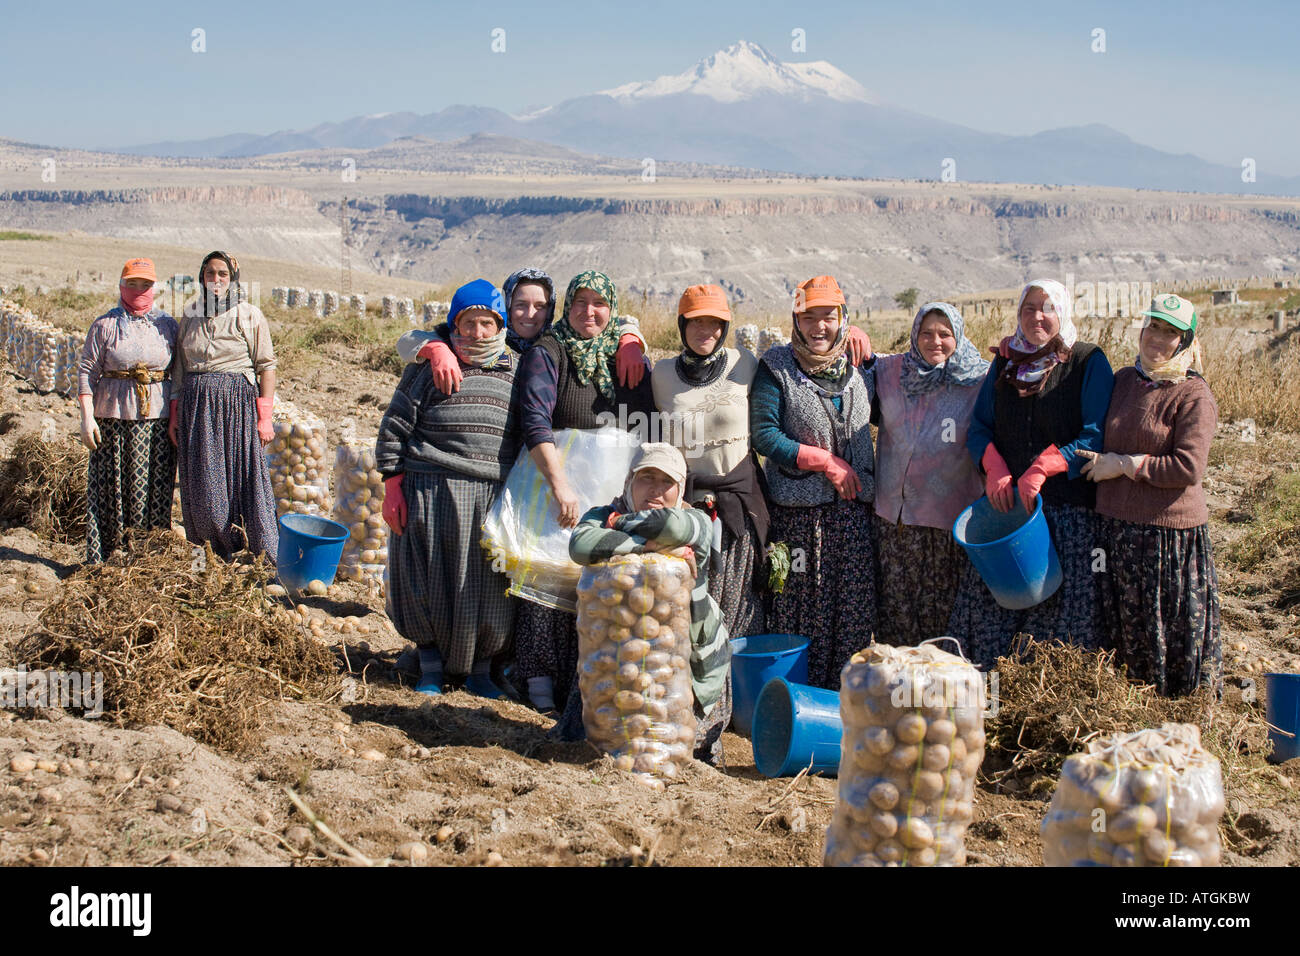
[947,279,1115,669]
[750,275,878,690]
[377,279,521,698]
[1079,294,1221,696]
[392,267,649,394]
[514,270,656,714]
[870,301,988,647]
[170,251,279,561]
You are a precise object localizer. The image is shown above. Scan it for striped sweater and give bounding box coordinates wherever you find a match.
[569,504,730,711]
[375,351,521,482]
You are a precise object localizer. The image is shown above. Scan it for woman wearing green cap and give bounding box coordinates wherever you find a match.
[1078,294,1221,696]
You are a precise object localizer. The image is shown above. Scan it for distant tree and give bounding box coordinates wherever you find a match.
[894,287,920,312]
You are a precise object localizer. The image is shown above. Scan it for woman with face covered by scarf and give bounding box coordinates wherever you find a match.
[651,284,768,643]
[513,270,657,715]
[376,279,522,698]
[750,275,879,690]
[1077,295,1221,696]
[870,302,988,647]
[947,279,1115,670]
[170,251,279,561]
[392,267,650,394]
[77,257,179,563]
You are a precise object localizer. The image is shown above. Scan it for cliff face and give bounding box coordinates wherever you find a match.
[0,187,315,207]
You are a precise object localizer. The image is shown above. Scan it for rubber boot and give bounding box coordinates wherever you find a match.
[463,660,506,700]
[415,646,443,696]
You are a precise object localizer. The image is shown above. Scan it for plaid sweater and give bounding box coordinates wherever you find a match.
[569,504,730,710]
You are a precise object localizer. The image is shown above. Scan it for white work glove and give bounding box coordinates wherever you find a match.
[79,415,101,452]
[1078,450,1147,482]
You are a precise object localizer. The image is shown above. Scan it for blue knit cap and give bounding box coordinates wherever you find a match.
[447,279,506,333]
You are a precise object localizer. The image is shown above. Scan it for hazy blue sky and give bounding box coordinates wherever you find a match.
[2,0,1296,175]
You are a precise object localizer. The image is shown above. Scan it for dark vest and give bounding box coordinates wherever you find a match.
[537,332,654,432]
[992,343,1098,509]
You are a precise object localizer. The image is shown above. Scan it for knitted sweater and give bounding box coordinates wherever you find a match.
[1094,368,1218,529]
[650,347,758,478]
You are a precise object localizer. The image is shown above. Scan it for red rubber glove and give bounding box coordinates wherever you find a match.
[168,399,179,446]
[256,397,275,444]
[616,333,645,389]
[382,474,407,536]
[796,444,861,501]
[981,444,1015,513]
[847,325,873,365]
[419,339,462,395]
[1018,444,1068,514]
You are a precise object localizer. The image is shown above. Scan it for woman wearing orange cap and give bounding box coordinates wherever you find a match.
[652,284,768,647]
[750,275,878,690]
[170,251,279,561]
[77,258,179,562]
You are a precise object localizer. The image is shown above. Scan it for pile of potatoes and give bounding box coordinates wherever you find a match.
[575,553,697,791]
[1041,722,1224,867]
[734,323,759,353]
[331,438,388,589]
[758,327,790,355]
[825,643,986,867]
[267,401,332,517]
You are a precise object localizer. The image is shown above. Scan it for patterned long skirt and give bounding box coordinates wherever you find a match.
[766,499,877,691]
[85,417,176,563]
[177,373,278,561]
[386,469,515,677]
[516,601,580,708]
[709,516,767,640]
[872,514,969,648]
[947,501,1100,670]
[1096,516,1222,696]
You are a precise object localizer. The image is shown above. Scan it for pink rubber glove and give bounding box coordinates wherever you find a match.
[796,444,861,501]
[616,333,645,389]
[382,474,407,536]
[419,339,462,395]
[256,397,275,444]
[1017,444,1068,514]
[168,399,179,446]
[981,444,1015,513]
[847,325,873,365]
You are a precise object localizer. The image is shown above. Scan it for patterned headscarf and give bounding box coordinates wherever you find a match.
[999,279,1078,397]
[790,305,849,382]
[551,270,621,400]
[502,267,554,351]
[901,302,990,397]
[198,250,241,317]
[1136,315,1203,383]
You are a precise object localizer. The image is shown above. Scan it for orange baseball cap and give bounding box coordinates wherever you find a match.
[120,258,157,282]
[794,275,845,312]
[678,284,731,321]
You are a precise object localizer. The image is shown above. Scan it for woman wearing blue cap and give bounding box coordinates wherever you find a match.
[375,279,522,698]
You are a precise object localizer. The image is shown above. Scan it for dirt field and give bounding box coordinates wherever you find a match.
[1,292,1297,868]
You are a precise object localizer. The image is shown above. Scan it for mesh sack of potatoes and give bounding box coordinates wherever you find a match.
[734,323,759,353]
[575,552,698,791]
[1041,722,1224,867]
[30,322,61,393]
[267,400,331,517]
[758,327,790,355]
[382,295,397,319]
[331,424,387,590]
[824,641,986,867]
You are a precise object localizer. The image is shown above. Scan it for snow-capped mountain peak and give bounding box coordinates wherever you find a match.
[597,40,877,105]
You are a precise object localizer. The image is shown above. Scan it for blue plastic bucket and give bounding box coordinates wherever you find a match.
[1265,672,1300,763]
[752,677,842,778]
[730,634,810,738]
[952,495,1063,610]
[276,513,350,591]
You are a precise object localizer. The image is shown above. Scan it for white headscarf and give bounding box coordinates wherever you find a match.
[1003,279,1078,393]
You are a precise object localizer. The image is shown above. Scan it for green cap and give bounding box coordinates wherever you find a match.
[1141,294,1198,333]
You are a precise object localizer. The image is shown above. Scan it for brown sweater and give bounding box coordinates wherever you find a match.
[1095,367,1218,529]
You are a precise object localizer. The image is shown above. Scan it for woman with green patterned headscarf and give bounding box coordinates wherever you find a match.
[516,270,658,717]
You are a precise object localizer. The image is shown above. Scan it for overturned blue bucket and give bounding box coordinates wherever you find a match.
[952,495,1062,610]
[1265,672,1300,764]
[730,634,810,738]
[752,677,841,778]
[277,513,349,591]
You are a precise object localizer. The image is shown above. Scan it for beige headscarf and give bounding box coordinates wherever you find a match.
[617,442,688,512]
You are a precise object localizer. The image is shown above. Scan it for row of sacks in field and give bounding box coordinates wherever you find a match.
[269,288,453,324]
[0,301,85,397]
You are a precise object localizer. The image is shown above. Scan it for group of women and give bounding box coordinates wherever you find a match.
[79,254,280,566]
[375,266,1224,769]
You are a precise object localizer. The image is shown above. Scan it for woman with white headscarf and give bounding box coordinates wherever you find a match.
[870,301,988,647]
[947,279,1115,669]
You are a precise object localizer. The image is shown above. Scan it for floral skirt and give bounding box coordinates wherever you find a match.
[708,514,767,640]
[872,514,969,648]
[85,417,176,563]
[766,499,877,691]
[1096,516,1222,696]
